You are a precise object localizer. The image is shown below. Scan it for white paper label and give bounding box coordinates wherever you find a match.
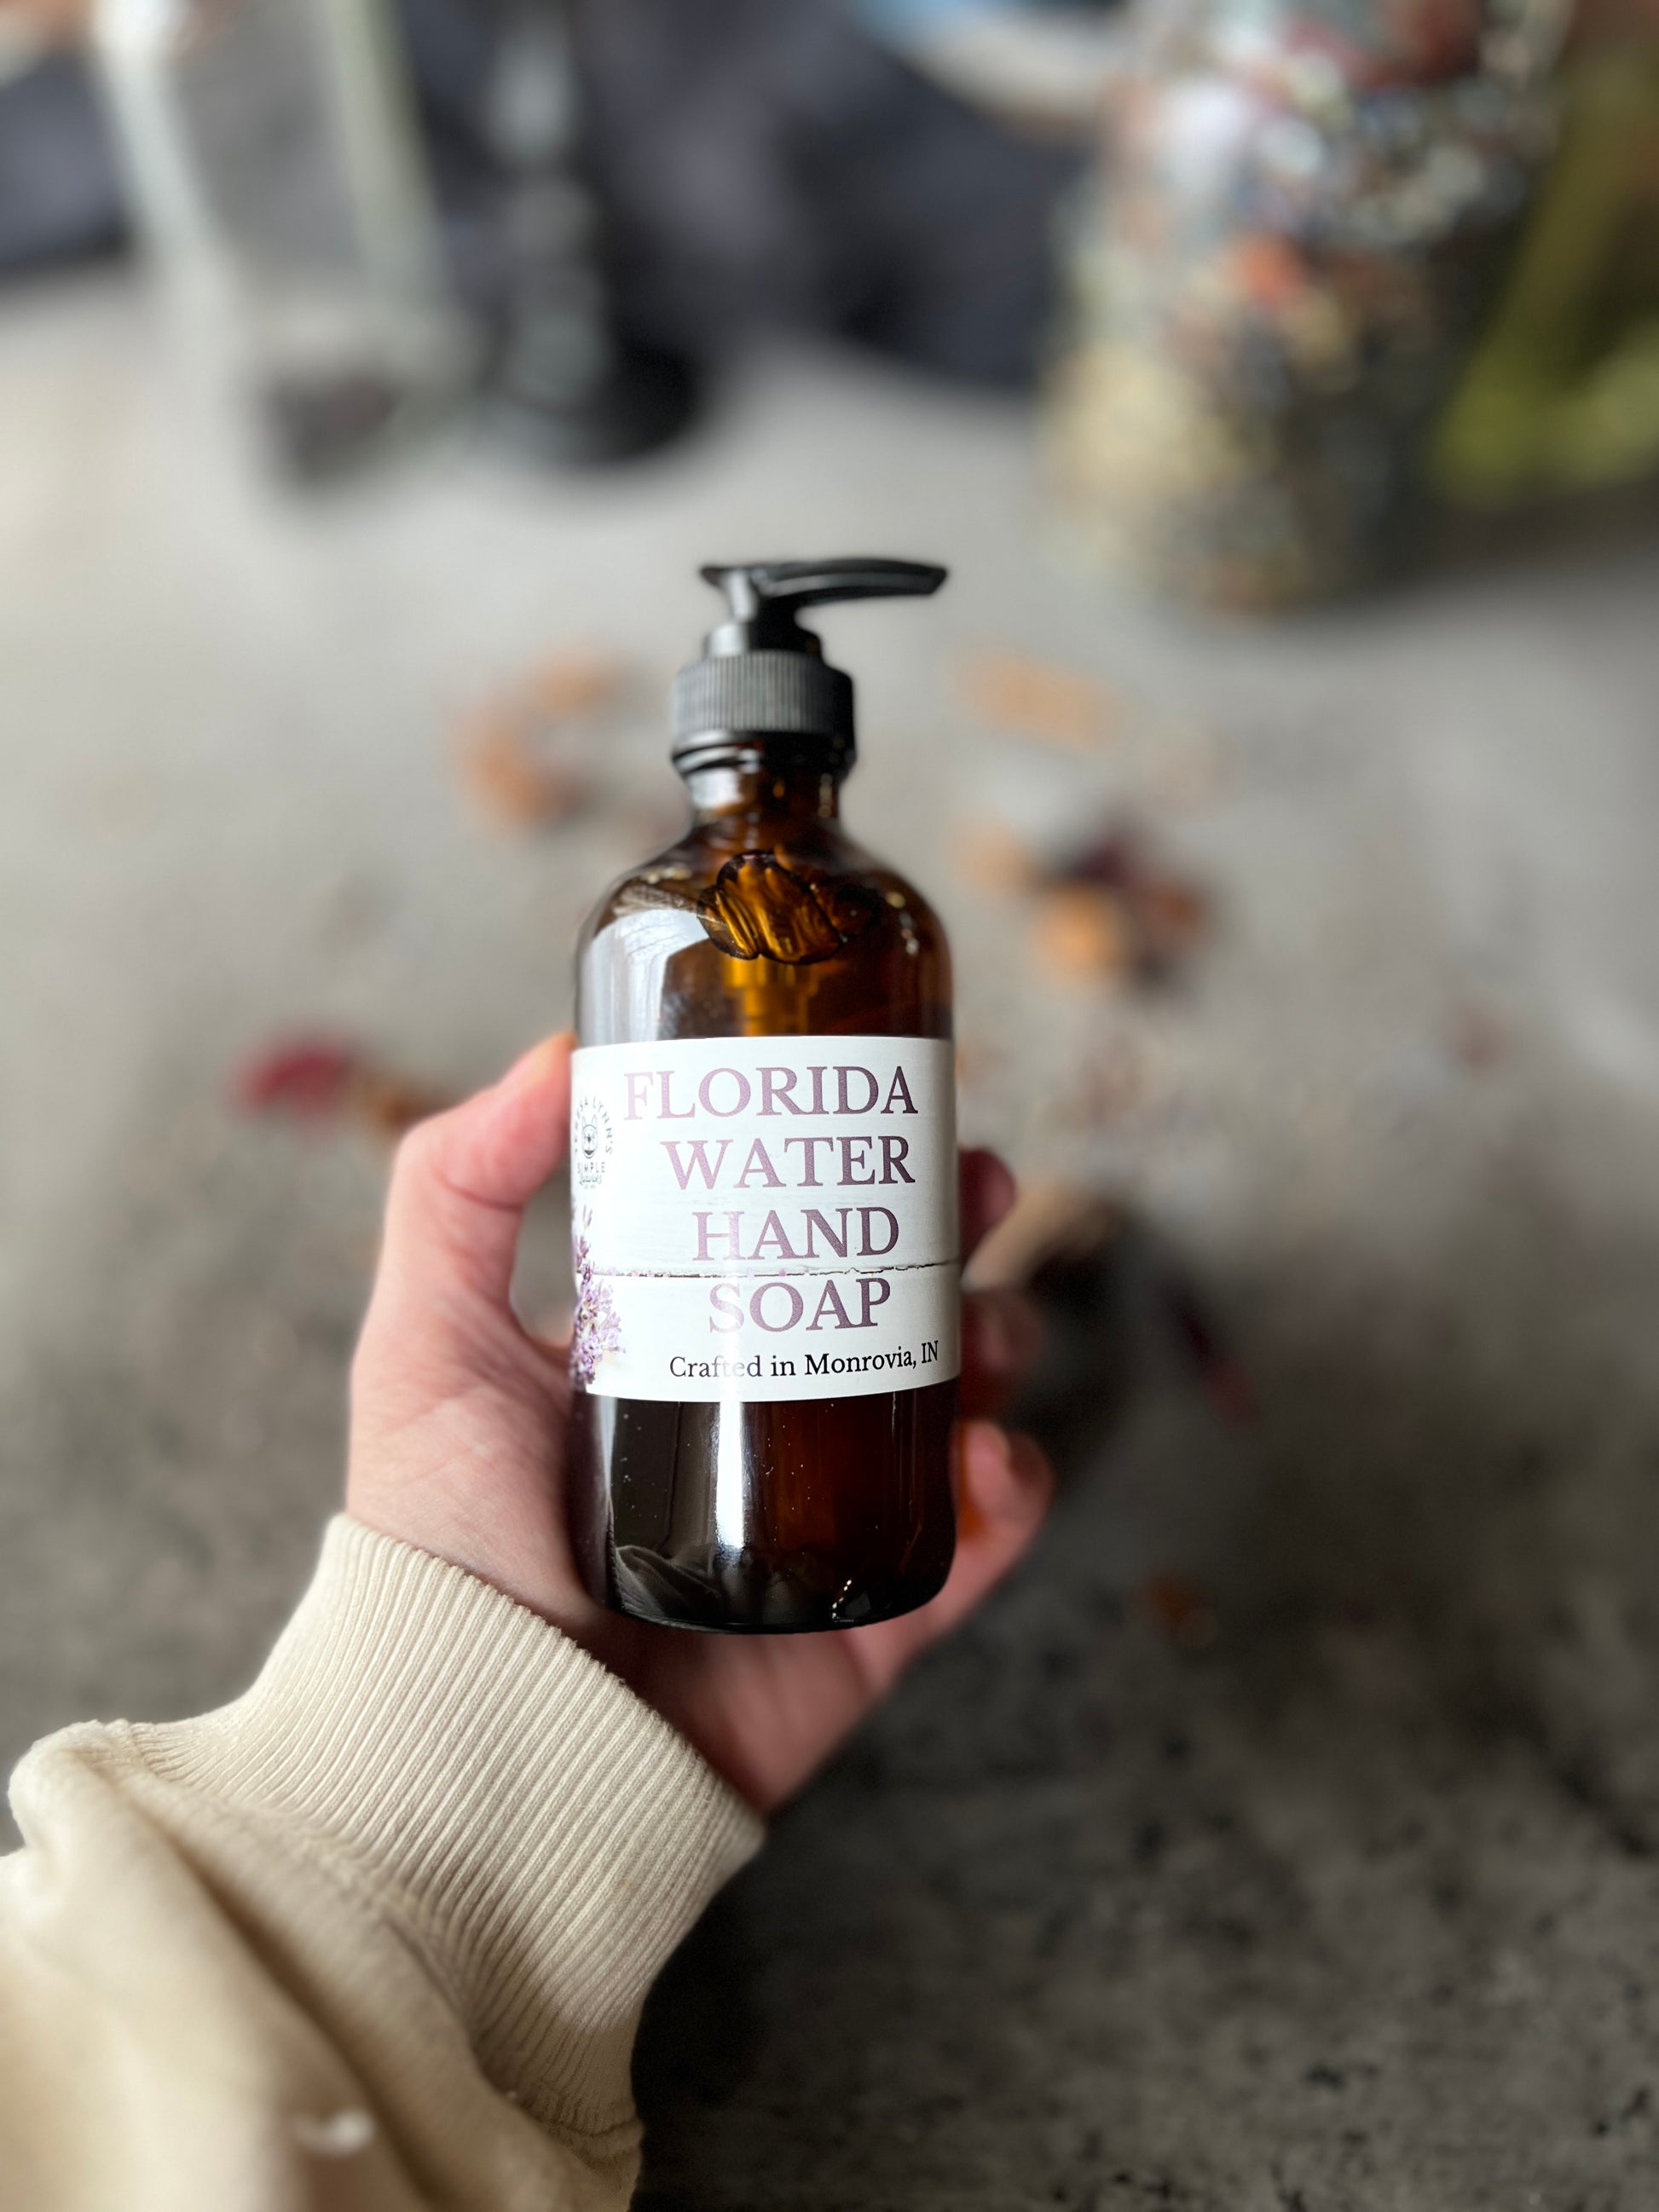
[570,1036,959,1402]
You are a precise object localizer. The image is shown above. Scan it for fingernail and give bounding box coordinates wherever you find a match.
[1004,1431,1050,1496]
[974,1302,1015,1373]
[498,1034,570,1095]
[970,1291,1043,1376]
[964,1416,1012,1469]
[961,1421,1052,1533]
[959,1418,1013,1525]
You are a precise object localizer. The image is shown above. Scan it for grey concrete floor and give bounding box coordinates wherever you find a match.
[4,274,1659,2208]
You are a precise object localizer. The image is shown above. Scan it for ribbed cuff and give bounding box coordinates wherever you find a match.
[129,1518,763,2133]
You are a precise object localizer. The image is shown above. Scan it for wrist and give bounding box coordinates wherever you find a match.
[119,1517,764,2134]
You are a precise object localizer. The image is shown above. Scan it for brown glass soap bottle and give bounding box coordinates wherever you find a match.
[569,559,958,1632]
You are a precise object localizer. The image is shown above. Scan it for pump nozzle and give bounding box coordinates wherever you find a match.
[699,558,947,656]
[673,554,947,768]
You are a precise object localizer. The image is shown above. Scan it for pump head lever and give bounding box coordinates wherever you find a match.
[699,557,947,652]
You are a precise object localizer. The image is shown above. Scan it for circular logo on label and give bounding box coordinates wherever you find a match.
[572,1095,613,1190]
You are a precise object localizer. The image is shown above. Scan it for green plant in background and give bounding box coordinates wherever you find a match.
[1434,49,1659,503]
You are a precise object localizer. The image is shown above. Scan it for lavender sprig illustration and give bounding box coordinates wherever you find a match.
[571,1211,623,1386]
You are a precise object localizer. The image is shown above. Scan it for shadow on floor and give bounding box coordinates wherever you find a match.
[633,1198,1659,2209]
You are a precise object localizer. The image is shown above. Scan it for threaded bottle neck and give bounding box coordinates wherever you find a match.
[680,746,844,831]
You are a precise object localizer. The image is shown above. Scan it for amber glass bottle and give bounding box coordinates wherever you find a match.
[569,560,958,1632]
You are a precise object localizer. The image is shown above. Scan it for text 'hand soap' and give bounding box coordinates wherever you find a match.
[569,558,958,1632]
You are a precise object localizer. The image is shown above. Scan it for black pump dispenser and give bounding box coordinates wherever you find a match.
[671,557,946,768]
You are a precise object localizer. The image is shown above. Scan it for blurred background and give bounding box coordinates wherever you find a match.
[3,0,1659,2202]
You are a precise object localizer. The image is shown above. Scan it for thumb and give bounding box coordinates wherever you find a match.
[369,1034,573,1329]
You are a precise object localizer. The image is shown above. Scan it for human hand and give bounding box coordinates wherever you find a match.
[347,1034,1053,1813]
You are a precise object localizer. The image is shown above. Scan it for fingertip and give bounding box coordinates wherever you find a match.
[472,1031,574,1164]
[959,1412,1009,1473]
[959,1288,1044,1416]
[847,1423,1054,1689]
[959,1147,1017,1257]
[1005,1430,1054,1510]
[960,1418,1053,1532]
[494,1032,575,1114]
[980,1149,1018,1224]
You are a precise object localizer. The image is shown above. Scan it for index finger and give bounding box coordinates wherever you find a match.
[960,1146,1016,1263]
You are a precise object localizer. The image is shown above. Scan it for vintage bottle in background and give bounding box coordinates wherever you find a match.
[91,0,476,481]
[570,560,959,1633]
[478,1,699,464]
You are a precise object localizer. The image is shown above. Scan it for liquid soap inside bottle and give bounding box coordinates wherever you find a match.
[569,560,959,1632]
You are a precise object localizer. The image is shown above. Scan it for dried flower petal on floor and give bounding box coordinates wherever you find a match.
[456,710,591,831]
[232,1038,356,1118]
[953,821,1040,892]
[231,1036,449,1141]
[1138,1573,1221,1651]
[1159,1267,1258,1426]
[1035,823,1212,985]
[453,649,621,833]
[1032,882,1136,980]
[521,651,618,722]
[959,650,1120,751]
[347,1067,452,1138]
[1448,1004,1510,1071]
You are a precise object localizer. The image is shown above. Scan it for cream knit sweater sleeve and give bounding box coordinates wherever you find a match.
[0,1518,764,2211]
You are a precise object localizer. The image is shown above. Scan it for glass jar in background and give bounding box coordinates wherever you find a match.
[93,0,477,482]
[477,2,699,465]
[1046,0,1569,609]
